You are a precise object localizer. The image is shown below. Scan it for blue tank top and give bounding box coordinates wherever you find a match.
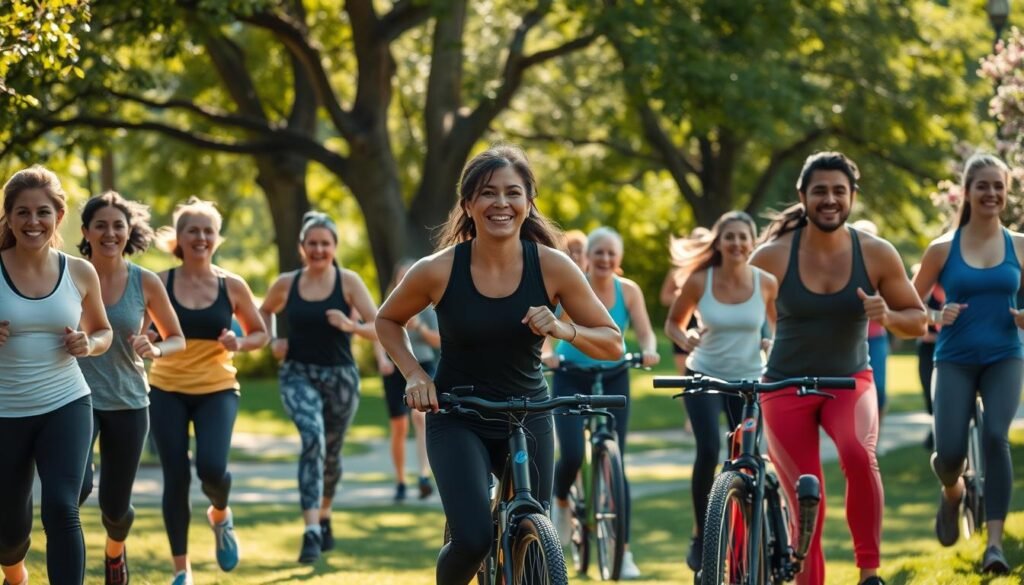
[935,228,1023,364]
[555,277,629,367]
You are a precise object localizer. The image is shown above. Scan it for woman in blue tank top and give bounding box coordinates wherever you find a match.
[376,144,623,585]
[259,211,381,564]
[544,226,660,578]
[77,192,185,585]
[913,153,1024,574]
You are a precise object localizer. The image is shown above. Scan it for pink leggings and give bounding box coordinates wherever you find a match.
[761,370,882,585]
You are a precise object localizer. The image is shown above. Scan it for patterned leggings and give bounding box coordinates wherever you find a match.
[279,361,361,511]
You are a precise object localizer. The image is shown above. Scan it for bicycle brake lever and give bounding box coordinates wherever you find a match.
[797,387,835,399]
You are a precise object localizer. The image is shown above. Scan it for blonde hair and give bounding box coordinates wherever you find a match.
[671,212,757,275]
[155,196,224,259]
[956,153,1011,228]
[1,165,68,251]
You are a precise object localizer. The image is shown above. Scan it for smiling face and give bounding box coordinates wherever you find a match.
[176,212,220,262]
[587,234,623,278]
[463,165,530,241]
[800,169,854,233]
[965,165,1008,222]
[300,226,337,270]
[9,187,64,250]
[715,219,755,264]
[82,204,130,259]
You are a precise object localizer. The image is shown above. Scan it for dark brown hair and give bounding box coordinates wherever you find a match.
[761,151,860,242]
[434,144,561,250]
[1,165,68,251]
[78,191,155,257]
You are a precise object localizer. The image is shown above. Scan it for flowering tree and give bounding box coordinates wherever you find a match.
[932,27,1024,229]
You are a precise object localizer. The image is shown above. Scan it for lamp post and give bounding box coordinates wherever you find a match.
[988,0,1011,48]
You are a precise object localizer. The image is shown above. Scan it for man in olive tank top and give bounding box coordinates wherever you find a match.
[749,152,926,585]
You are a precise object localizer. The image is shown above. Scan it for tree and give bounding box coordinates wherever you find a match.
[4,0,596,289]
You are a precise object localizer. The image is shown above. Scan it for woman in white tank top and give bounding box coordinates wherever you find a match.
[0,166,112,585]
[664,211,778,572]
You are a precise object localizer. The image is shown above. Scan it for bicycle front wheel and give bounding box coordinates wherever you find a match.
[701,470,766,585]
[510,513,569,585]
[593,440,627,580]
[964,404,986,536]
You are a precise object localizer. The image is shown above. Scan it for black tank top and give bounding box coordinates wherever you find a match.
[167,269,233,340]
[434,239,553,400]
[284,268,353,366]
[765,226,873,378]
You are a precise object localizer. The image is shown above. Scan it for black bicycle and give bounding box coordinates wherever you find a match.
[962,396,986,538]
[439,390,627,585]
[548,352,645,580]
[653,374,855,585]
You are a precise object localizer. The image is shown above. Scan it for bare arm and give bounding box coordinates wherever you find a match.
[541,249,622,361]
[870,241,927,338]
[225,273,269,351]
[69,257,113,356]
[659,267,681,307]
[622,277,660,366]
[341,270,379,341]
[139,269,185,358]
[664,271,704,352]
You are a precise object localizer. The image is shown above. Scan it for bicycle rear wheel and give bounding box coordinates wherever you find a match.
[593,440,627,580]
[569,473,590,575]
[701,470,766,585]
[509,513,569,584]
[964,401,986,537]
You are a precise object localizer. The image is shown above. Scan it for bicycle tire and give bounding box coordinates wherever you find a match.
[569,473,590,575]
[701,470,767,585]
[509,513,570,584]
[964,403,986,536]
[444,521,493,584]
[593,440,627,581]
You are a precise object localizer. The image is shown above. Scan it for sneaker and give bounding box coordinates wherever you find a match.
[297,529,322,564]
[859,577,886,585]
[320,517,335,552]
[105,548,129,585]
[934,489,962,547]
[981,545,1011,574]
[553,505,572,547]
[169,571,192,585]
[394,482,407,503]
[686,535,702,571]
[418,476,434,500]
[620,550,641,579]
[208,506,240,571]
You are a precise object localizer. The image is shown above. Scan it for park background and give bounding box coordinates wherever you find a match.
[3,1,1024,583]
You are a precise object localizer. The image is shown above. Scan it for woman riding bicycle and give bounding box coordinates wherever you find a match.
[664,211,778,573]
[543,226,660,579]
[912,153,1023,574]
[375,144,623,585]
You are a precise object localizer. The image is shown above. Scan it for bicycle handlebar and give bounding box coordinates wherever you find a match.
[438,392,627,413]
[653,374,856,393]
[545,352,645,374]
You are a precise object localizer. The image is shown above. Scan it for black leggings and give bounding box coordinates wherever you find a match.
[551,368,632,540]
[932,359,1023,521]
[428,412,554,585]
[918,341,935,414]
[79,408,149,542]
[149,387,238,556]
[0,395,92,585]
[684,378,743,538]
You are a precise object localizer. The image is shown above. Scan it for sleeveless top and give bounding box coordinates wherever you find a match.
[555,276,629,367]
[0,252,90,417]
[284,267,354,366]
[434,240,554,400]
[935,228,1023,364]
[766,226,874,378]
[78,263,149,410]
[687,266,766,380]
[149,268,239,394]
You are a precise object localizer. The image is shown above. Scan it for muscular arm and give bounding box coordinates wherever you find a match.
[376,255,446,383]
[871,241,927,338]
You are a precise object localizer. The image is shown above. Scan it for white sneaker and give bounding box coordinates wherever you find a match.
[620,550,641,579]
[553,505,572,547]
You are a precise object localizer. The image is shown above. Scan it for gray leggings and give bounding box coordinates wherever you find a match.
[279,361,360,511]
[932,358,1023,521]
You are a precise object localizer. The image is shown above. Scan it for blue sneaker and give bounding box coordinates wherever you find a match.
[170,571,192,585]
[209,506,240,571]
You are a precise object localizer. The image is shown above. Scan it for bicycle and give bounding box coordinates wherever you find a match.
[653,374,855,585]
[962,396,986,539]
[548,352,645,580]
[439,390,627,585]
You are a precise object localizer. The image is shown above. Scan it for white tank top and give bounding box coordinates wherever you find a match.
[0,253,91,417]
[686,266,766,380]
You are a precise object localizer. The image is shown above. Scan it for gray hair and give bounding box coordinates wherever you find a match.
[299,211,338,243]
[586,226,623,253]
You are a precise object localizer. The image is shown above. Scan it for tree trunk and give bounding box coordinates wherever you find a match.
[100,148,116,191]
[254,152,310,274]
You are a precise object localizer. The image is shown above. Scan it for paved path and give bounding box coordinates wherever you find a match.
[65,406,1024,509]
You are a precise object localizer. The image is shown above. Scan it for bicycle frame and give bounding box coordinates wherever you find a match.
[492,424,548,584]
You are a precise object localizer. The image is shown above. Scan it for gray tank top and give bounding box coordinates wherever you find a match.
[78,263,149,410]
[0,252,91,417]
[765,226,873,378]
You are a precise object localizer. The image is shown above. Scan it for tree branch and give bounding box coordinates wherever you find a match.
[505,130,660,163]
[836,128,934,179]
[379,0,432,42]
[746,126,832,213]
[106,90,275,133]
